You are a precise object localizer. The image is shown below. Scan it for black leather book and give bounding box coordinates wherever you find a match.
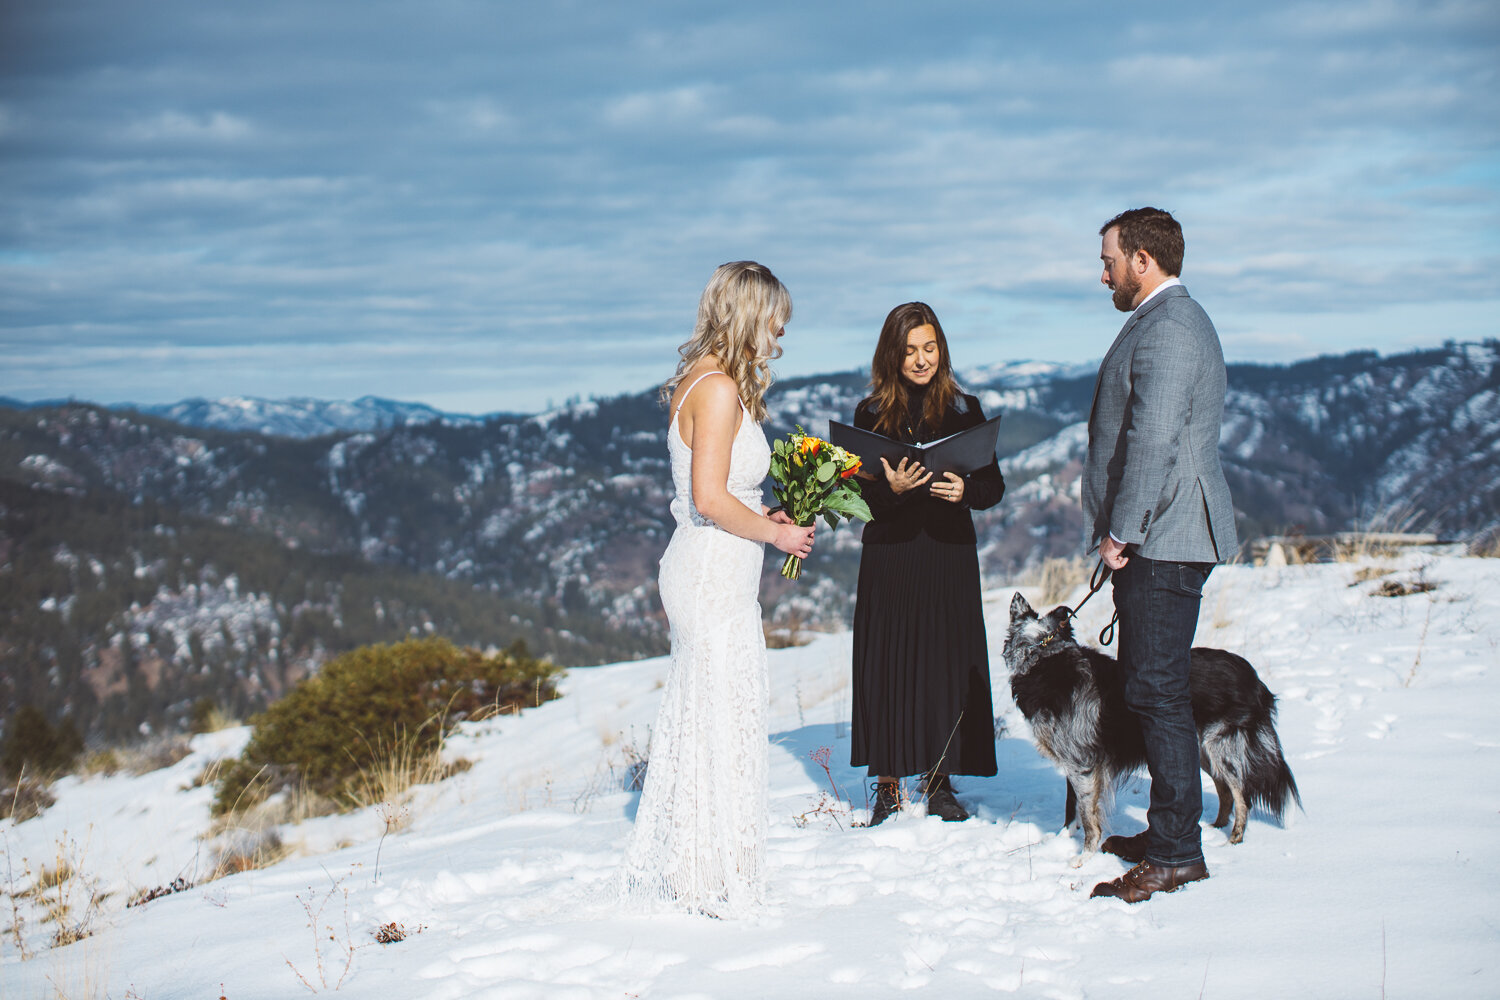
[827,415,1002,476]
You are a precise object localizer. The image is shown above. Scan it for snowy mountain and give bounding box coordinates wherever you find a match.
[126,394,495,438]
[4,547,1496,997]
[2,342,1498,741]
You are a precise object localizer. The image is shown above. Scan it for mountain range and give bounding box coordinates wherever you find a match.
[3,340,1497,741]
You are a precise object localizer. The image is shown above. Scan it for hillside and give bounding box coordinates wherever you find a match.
[2,341,1497,739]
[3,547,1496,997]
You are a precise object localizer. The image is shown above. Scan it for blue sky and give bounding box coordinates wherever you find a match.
[3,0,1497,413]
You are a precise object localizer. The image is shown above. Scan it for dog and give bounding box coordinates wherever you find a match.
[1003,592,1301,865]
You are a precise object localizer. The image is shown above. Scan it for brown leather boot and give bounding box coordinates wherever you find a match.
[1091,860,1209,902]
[1100,830,1149,862]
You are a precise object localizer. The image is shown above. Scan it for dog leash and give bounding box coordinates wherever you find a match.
[1066,559,1119,646]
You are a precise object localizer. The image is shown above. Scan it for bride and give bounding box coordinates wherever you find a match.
[620,261,816,916]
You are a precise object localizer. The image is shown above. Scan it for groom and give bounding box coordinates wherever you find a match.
[1082,207,1238,902]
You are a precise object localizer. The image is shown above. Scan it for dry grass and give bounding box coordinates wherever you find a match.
[76,750,123,778]
[199,723,477,887]
[1026,556,1093,606]
[71,736,196,784]
[93,736,194,777]
[764,625,813,649]
[12,831,108,951]
[3,841,32,961]
[45,929,111,1000]
[199,794,307,883]
[193,705,241,734]
[1,776,56,823]
[1333,507,1434,562]
[1470,530,1500,558]
[1207,575,1237,631]
[284,869,358,993]
[342,731,450,820]
[342,727,474,879]
[185,755,234,791]
[764,605,814,648]
[203,826,296,882]
[344,726,471,812]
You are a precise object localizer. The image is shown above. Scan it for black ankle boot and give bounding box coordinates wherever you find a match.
[868,781,901,826]
[923,773,969,822]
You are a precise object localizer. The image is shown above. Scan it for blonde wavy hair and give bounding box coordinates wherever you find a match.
[662,261,791,422]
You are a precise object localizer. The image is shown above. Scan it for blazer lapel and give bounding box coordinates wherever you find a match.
[1087,285,1189,421]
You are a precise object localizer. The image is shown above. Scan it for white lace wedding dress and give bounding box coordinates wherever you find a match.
[620,373,772,916]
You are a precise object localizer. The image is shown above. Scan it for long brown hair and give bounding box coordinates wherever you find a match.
[864,301,960,438]
[661,261,791,422]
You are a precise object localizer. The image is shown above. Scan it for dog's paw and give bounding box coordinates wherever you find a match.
[1069,850,1096,869]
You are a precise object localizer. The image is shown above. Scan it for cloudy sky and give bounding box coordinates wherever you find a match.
[3,1,1497,413]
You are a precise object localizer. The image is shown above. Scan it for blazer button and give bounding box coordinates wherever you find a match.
[1140,512,1150,532]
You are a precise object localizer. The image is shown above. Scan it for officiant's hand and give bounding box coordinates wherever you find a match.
[931,471,965,503]
[881,456,933,494]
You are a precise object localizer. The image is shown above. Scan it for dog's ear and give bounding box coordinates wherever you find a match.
[1048,608,1075,638]
[1010,592,1035,620]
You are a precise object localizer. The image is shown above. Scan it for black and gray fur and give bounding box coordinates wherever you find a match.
[1003,593,1301,864]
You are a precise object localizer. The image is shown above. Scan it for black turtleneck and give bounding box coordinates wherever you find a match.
[852,388,1005,545]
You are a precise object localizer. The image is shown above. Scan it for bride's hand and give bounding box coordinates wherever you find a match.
[772,521,815,558]
[766,508,795,525]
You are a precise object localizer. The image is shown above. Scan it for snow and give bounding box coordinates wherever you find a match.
[960,360,1095,385]
[4,548,1497,998]
[1001,422,1088,475]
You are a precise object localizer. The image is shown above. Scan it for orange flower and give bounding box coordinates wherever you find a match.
[798,436,822,456]
[840,459,861,478]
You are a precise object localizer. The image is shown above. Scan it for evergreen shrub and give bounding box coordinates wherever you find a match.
[0,705,84,781]
[213,637,560,815]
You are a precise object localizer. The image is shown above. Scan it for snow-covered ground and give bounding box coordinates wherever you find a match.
[4,548,1497,998]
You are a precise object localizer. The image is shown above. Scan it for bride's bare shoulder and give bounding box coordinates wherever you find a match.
[671,363,735,415]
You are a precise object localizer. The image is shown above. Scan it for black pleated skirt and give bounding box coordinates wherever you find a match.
[850,532,997,778]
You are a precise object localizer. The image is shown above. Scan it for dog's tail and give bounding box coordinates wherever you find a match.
[1241,702,1303,823]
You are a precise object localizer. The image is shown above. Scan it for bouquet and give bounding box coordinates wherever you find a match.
[768,426,873,579]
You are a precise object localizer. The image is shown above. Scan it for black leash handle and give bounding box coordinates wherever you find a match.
[1066,559,1118,646]
[1099,611,1118,647]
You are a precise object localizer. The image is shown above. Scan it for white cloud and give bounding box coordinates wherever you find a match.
[122,110,254,143]
[1,0,1495,411]
[601,85,717,128]
[424,97,514,134]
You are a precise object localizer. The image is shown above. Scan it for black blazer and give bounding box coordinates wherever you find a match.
[854,392,1005,545]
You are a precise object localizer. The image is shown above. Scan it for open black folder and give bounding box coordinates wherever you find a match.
[827,415,1003,477]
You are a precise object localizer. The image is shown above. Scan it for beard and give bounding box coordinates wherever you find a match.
[1111,269,1140,312]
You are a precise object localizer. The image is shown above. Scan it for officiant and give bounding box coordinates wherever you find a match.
[847,301,1005,825]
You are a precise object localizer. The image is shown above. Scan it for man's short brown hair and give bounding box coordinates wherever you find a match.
[1101,207,1184,277]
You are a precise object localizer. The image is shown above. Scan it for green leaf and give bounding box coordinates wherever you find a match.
[815,461,836,483]
[823,511,840,531]
[823,492,873,523]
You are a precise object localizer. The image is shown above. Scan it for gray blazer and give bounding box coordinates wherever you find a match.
[1082,284,1238,563]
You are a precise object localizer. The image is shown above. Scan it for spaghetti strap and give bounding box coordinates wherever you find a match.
[674,370,734,414]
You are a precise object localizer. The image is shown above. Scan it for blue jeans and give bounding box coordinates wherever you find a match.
[1111,554,1213,867]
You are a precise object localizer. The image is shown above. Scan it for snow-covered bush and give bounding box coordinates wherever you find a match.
[212,637,561,815]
